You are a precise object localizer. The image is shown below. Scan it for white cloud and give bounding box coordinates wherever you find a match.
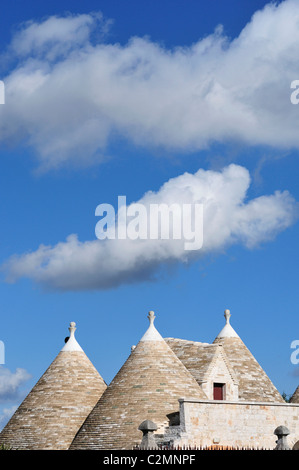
[0,367,31,403]
[1,1,299,170]
[0,405,17,431]
[2,164,298,291]
[8,12,106,60]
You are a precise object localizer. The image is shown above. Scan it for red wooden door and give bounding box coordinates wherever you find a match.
[213,383,224,400]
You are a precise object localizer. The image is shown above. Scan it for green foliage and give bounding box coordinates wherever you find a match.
[0,443,13,450]
[281,391,291,403]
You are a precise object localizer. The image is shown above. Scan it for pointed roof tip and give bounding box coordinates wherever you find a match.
[0,320,107,450]
[215,309,240,339]
[290,385,299,403]
[139,310,164,342]
[61,321,84,352]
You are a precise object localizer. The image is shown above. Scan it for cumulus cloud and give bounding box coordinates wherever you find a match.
[0,405,18,431]
[0,367,31,403]
[1,1,299,170]
[8,12,109,60]
[0,366,31,430]
[2,164,298,291]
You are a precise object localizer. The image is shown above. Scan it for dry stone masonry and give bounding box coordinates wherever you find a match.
[0,322,107,450]
[0,309,298,450]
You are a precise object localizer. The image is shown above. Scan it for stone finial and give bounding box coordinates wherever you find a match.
[274,425,291,450]
[138,420,158,449]
[131,345,136,353]
[148,311,156,325]
[61,321,83,352]
[224,309,231,324]
[64,322,76,344]
[215,308,239,339]
[139,310,164,342]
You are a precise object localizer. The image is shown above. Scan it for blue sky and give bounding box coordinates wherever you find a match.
[0,0,299,428]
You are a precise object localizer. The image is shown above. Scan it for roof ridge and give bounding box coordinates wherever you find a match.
[215,345,239,385]
[164,337,212,347]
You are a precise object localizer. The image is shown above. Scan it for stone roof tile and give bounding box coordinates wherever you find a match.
[213,311,284,403]
[165,338,238,385]
[69,311,206,450]
[0,322,107,450]
[290,385,299,403]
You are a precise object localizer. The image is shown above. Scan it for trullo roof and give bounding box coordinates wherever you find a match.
[69,311,206,450]
[0,322,107,450]
[213,310,284,403]
[290,385,299,403]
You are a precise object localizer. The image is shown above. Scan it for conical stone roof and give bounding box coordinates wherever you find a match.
[0,322,107,450]
[213,310,284,403]
[290,385,299,403]
[69,311,206,450]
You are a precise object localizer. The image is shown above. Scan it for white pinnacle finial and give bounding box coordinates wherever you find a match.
[215,308,239,339]
[148,311,156,325]
[224,309,231,323]
[61,321,83,352]
[139,310,163,342]
[69,322,76,336]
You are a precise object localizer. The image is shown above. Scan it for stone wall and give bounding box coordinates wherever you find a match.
[165,399,299,449]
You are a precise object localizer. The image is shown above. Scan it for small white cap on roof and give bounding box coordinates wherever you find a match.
[215,309,240,339]
[61,322,84,352]
[139,311,164,342]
